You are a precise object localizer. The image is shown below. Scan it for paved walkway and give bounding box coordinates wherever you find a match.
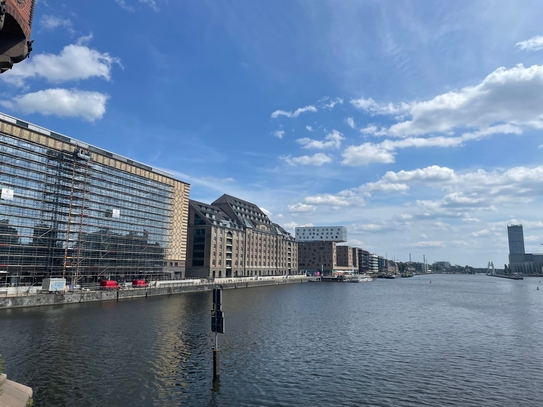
[0,374,33,407]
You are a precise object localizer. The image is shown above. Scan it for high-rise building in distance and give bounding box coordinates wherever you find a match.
[507,224,543,274]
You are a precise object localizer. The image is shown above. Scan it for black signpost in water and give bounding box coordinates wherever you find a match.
[211,288,224,380]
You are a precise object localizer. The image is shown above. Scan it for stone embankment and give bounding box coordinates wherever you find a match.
[0,276,308,310]
[0,373,33,407]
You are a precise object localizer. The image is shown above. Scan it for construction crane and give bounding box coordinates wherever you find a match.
[0,0,35,73]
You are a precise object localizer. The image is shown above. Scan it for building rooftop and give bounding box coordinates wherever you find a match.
[0,111,186,184]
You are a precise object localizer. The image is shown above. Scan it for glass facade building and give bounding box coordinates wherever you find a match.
[0,113,189,286]
[507,224,543,274]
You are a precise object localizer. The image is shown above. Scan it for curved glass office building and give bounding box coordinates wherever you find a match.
[0,113,189,286]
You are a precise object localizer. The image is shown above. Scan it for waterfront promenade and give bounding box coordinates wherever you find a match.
[0,275,308,310]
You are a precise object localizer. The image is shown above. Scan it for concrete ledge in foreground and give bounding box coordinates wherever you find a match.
[0,276,309,310]
[0,373,33,407]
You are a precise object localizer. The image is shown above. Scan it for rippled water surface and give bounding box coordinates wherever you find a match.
[1,274,543,406]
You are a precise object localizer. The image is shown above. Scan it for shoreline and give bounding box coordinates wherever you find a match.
[0,276,309,310]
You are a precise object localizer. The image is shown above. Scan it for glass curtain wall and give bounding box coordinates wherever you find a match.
[0,133,173,287]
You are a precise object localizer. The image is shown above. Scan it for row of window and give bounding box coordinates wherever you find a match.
[1,135,172,197]
[1,132,176,278]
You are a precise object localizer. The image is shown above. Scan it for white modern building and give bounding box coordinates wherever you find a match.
[369,253,378,274]
[295,226,347,242]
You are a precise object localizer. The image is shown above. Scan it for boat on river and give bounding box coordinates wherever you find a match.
[347,274,374,283]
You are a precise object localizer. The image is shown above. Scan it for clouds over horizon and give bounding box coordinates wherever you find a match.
[288,164,543,219]
[173,28,543,266]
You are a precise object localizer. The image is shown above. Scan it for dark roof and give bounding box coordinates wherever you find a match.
[212,194,272,229]
[189,199,244,230]
[194,195,294,239]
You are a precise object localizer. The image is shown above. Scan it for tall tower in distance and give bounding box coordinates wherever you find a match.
[507,224,525,268]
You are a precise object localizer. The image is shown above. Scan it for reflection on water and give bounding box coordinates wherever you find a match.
[1,275,543,406]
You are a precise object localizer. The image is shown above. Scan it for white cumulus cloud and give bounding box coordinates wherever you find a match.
[304,194,352,207]
[344,117,356,129]
[280,153,332,166]
[350,97,409,116]
[297,130,344,150]
[343,124,522,167]
[1,40,121,87]
[515,35,543,51]
[40,15,74,32]
[342,143,395,166]
[382,64,543,137]
[287,203,316,213]
[380,165,456,183]
[322,97,343,109]
[1,88,110,121]
[271,105,317,119]
[295,191,366,210]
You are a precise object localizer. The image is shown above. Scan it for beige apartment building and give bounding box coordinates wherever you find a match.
[185,194,298,279]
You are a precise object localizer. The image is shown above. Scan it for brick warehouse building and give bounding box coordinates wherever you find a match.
[0,113,190,286]
[185,194,299,279]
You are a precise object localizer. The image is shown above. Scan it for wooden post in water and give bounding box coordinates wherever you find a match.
[211,288,224,381]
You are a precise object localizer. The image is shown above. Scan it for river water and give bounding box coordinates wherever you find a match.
[1,274,542,407]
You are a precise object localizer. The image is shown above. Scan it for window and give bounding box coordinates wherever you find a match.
[194,214,206,225]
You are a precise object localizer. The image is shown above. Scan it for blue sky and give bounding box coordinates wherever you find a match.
[2,0,543,268]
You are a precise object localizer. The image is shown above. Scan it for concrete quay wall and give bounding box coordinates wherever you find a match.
[0,277,308,310]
